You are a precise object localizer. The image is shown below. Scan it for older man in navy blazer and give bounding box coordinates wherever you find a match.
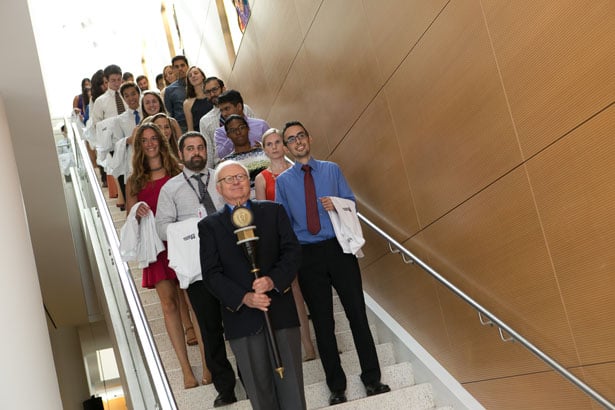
[198,160,306,410]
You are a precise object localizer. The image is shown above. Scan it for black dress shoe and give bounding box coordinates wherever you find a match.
[213,392,237,407]
[329,390,347,405]
[364,381,391,397]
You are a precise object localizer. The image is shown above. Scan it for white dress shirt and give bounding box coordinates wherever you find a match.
[89,88,125,126]
[155,168,223,241]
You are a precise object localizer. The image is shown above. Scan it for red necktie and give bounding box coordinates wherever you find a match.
[302,165,320,234]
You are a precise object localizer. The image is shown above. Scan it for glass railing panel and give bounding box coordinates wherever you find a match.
[65,119,177,410]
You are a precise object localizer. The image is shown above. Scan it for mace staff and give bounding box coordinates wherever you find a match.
[232,205,285,379]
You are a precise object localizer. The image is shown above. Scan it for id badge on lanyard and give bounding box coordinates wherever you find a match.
[197,205,207,219]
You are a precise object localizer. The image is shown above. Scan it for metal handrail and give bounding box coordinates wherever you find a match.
[357,212,614,410]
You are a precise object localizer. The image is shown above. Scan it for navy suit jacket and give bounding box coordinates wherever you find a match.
[198,200,301,340]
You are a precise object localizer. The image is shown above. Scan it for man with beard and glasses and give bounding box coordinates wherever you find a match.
[156,131,238,407]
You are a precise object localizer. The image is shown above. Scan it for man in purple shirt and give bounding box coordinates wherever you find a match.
[213,89,269,160]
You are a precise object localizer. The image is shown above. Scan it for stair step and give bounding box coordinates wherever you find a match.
[137,288,158,306]
[165,341,397,393]
[158,341,229,373]
[303,342,397,386]
[178,362,417,410]
[329,382,435,410]
[308,309,360,335]
[165,359,239,393]
[143,301,163,319]
[306,361,416,409]
[155,322,379,374]
[174,378,248,410]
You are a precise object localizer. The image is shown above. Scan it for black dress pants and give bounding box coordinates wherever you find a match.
[298,238,381,392]
[186,280,236,395]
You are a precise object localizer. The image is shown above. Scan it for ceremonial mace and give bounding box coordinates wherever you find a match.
[231,205,285,379]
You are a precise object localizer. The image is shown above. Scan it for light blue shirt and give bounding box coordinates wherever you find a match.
[275,157,355,244]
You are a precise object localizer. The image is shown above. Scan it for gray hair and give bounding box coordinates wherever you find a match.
[214,160,249,183]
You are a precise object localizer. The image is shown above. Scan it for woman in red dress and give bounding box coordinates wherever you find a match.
[126,123,210,388]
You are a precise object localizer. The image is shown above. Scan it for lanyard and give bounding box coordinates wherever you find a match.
[183,170,211,203]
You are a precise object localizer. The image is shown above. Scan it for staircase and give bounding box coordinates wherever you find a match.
[107,192,466,410]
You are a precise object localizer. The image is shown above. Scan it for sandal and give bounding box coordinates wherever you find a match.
[185,326,198,346]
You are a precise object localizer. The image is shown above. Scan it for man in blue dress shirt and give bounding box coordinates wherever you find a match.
[275,121,390,406]
[164,55,189,132]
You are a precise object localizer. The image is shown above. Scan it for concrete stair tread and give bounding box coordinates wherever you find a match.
[156,323,379,374]
[165,341,398,392]
[174,378,247,410]
[306,362,417,409]
[326,382,435,410]
[187,362,417,410]
[302,342,397,386]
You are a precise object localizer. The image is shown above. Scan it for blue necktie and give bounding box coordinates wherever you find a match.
[134,110,140,125]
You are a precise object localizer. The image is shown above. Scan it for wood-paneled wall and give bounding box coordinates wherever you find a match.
[177,0,615,408]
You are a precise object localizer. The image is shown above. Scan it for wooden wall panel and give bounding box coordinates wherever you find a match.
[227,19,272,116]
[464,370,593,410]
[526,104,615,365]
[434,283,551,381]
[267,45,331,158]
[176,0,232,79]
[301,0,383,149]
[385,0,521,227]
[362,251,451,356]
[330,92,420,239]
[361,0,448,81]
[482,1,615,158]
[292,0,322,38]
[249,0,304,117]
[418,166,578,366]
[583,362,615,407]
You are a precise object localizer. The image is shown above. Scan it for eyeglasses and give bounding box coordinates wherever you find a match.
[217,173,249,184]
[204,85,221,95]
[285,132,308,145]
[227,124,248,135]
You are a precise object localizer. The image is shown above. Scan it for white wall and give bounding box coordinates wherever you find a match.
[0,96,62,409]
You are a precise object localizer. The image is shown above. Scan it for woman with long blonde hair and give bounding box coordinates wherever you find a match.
[143,112,181,156]
[140,91,182,151]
